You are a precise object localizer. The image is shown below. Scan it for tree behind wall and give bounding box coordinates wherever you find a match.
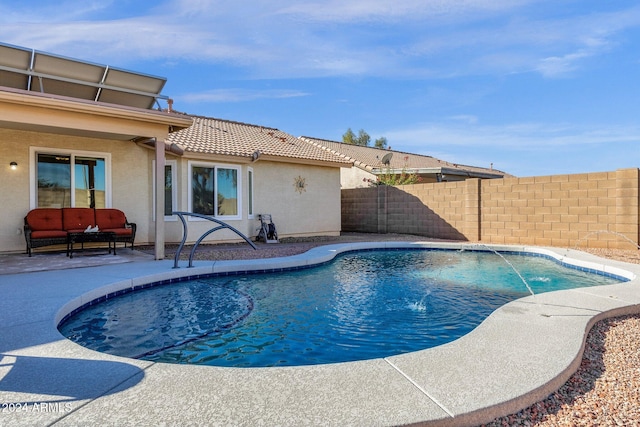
[343,128,370,146]
[364,156,421,186]
[374,137,388,149]
[343,128,387,149]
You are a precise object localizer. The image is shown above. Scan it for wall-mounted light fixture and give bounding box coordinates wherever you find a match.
[10,162,17,170]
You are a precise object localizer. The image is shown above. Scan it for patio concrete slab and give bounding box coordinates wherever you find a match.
[0,338,152,426]
[54,359,449,427]
[0,243,638,426]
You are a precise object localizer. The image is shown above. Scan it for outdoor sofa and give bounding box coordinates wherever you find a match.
[24,207,136,256]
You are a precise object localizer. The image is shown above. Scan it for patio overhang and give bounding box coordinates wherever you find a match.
[0,87,193,261]
[371,166,505,181]
[0,87,192,141]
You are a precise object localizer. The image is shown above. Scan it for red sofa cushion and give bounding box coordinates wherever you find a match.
[30,230,68,239]
[26,208,63,232]
[95,209,127,230]
[62,208,95,232]
[102,228,133,236]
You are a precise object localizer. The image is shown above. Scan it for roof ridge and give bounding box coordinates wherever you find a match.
[189,114,280,131]
[299,136,342,145]
[299,135,507,174]
[166,119,352,166]
[299,137,360,164]
[300,135,437,159]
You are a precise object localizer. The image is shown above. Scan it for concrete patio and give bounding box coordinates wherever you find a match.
[1,241,639,426]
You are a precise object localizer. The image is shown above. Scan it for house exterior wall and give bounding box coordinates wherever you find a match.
[159,159,342,246]
[339,167,449,189]
[1,126,343,254]
[0,128,154,253]
[342,168,640,250]
[1,129,32,252]
[340,166,374,188]
[253,162,341,238]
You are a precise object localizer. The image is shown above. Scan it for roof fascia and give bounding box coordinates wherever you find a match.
[251,154,351,168]
[370,166,503,179]
[0,87,192,131]
[438,166,504,179]
[181,152,351,168]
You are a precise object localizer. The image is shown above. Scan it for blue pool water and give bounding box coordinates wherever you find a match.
[59,249,624,367]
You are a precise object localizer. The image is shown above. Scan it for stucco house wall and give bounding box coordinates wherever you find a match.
[153,115,351,248]
[340,165,373,189]
[1,125,346,255]
[1,129,32,252]
[0,128,155,252]
[252,162,341,238]
[157,158,342,246]
[1,129,344,254]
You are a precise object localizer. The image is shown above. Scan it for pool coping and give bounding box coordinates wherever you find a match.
[1,241,639,426]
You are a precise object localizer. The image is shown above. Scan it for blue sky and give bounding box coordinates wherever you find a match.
[1,0,639,177]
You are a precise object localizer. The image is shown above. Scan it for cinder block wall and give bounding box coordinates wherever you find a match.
[341,187,379,233]
[341,168,639,250]
[342,179,478,240]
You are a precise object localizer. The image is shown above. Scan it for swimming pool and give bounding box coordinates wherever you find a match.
[58,248,625,367]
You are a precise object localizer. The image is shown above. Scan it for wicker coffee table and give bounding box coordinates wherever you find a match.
[67,232,116,259]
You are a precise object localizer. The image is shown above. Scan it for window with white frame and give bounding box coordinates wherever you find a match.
[247,167,254,219]
[189,162,241,219]
[31,148,110,209]
[152,159,177,220]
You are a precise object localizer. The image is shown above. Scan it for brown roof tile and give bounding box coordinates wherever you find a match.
[299,136,511,177]
[167,116,352,166]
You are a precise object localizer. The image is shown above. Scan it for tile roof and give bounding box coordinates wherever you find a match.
[166,115,352,166]
[299,136,511,178]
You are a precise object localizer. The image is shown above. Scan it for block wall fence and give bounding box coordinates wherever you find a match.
[341,168,640,250]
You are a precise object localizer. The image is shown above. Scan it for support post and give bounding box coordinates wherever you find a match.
[154,138,165,260]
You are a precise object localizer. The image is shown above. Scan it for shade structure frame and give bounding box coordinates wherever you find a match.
[0,41,168,110]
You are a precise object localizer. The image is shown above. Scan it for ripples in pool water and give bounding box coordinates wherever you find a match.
[59,249,622,367]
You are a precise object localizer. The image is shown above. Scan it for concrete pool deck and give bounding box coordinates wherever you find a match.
[1,241,639,426]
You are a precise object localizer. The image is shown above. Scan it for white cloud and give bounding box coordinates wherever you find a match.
[275,0,535,23]
[384,120,640,151]
[535,51,590,77]
[1,1,640,79]
[181,88,310,103]
[0,0,115,22]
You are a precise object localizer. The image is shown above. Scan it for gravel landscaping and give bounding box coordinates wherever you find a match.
[481,314,640,426]
[137,232,432,261]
